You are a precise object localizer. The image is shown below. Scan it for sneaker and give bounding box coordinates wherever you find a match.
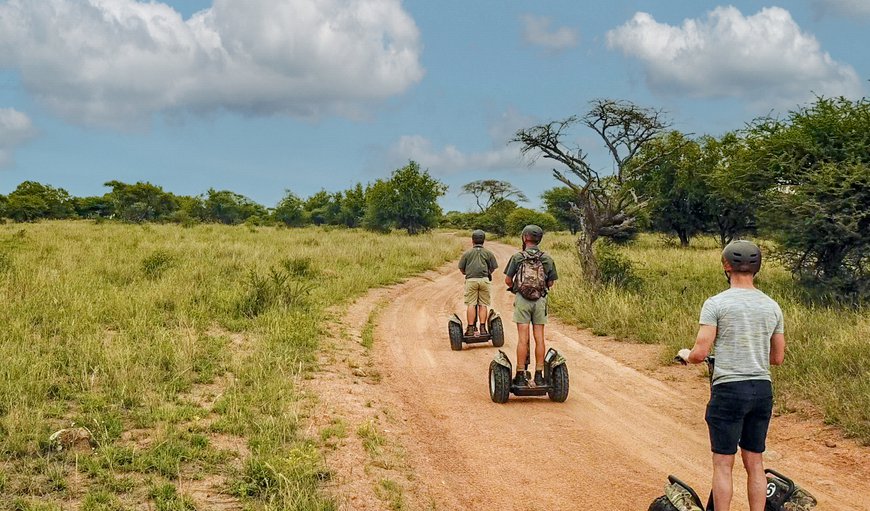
[534,371,545,387]
[512,373,529,387]
[479,324,488,336]
[465,325,476,337]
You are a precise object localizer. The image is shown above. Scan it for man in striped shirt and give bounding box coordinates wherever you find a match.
[677,240,786,511]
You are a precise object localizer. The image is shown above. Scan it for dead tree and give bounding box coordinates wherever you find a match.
[513,99,673,284]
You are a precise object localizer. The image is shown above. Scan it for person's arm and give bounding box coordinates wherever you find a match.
[683,325,716,364]
[770,332,786,366]
[504,275,513,288]
[547,280,555,289]
[458,253,467,275]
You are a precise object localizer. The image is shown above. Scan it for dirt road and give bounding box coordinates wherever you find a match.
[316,242,869,510]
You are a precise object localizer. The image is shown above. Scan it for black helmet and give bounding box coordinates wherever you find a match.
[471,229,485,244]
[722,240,761,274]
[521,224,543,243]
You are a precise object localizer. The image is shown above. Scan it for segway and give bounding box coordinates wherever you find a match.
[447,308,504,350]
[648,469,817,510]
[488,348,569,403]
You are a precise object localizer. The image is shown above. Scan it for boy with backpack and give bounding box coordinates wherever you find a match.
[458,229,499,336]
[503,225,558,387]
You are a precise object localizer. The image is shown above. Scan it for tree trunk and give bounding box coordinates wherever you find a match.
[677,229,690,247]
[575,230,600,284]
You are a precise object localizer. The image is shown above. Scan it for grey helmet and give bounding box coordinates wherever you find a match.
[722,240,762,274]
[521,224,544,243]
[471,229,486,244]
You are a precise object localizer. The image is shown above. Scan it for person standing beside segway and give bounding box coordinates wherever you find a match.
[676,240,786,511]
[504,225,558,388]
[458,230,499,337]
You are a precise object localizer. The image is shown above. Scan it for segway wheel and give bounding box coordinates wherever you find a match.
[489,361,511,403]
[548,363,569,402]
[489,317,505,347]
[448,322,463,351]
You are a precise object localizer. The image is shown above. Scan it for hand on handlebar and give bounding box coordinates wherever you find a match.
[675,348,692,365]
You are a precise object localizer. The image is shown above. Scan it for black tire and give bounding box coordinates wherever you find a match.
[448,322,463,351]
[489,317,505,347]
[647,495,675,511]
[548,363,569,402]
[489,361,511,403]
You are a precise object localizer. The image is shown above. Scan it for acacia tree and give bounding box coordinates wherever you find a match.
[633,131,710,246]
[461,179,528,213]
[513,99,673,283]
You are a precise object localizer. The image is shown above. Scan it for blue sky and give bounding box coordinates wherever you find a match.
[1,0,867,211]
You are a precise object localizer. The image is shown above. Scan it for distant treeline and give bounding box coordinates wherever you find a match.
[0,161,446,234]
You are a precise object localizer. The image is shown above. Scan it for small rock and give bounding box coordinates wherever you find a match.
[351,368,367,377]
[824,440,837,448]
[49,427,95,452]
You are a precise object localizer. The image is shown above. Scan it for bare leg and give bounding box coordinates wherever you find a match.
[478,305,488,326]
[742,449,767,511]
[712,453,735,511]
[532,324,545,368]
[516,323,530,369]
[466,305,476,326]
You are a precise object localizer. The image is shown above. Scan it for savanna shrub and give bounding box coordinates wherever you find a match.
[595,241,642,290]
[141,250,175,280]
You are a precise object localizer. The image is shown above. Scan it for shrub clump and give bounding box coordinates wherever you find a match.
[594,241,642,290]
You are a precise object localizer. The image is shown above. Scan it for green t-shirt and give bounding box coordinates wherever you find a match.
[458,245,498,279]
[504,246,558,292]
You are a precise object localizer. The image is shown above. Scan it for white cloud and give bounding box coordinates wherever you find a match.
[520,14,578,51]
[0,0,423,128]
[388,135,526,175]
[386,108,549,175]
[606,6,864,108]
[0,108,36,168]
[812,0,870,19]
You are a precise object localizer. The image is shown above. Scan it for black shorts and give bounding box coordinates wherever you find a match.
[705,379,773,455]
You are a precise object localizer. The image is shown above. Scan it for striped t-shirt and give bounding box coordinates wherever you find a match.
[699,288,784,385]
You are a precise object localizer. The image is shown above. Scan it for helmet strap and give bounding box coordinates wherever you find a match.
[723,270,731,284]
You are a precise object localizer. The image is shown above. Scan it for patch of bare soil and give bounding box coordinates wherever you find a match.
[311,242,870,511]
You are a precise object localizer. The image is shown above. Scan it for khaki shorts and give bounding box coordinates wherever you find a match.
[512,294,548,325]
[464,278,492,306]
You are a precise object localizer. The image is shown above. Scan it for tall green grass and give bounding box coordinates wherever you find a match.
[546,233,870,443]
[0,222,462,509]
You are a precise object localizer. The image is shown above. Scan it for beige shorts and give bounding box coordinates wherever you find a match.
[464,278,492,306]
[512,294,548,325]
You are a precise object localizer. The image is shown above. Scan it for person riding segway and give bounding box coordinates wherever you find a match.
[488,224,568,403]
[448,230,505,350]
[675,240,787,511]
[504,224,558,387]
[458,230,498,337]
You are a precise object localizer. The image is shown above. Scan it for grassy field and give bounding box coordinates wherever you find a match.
[544,233,870,443]
[0,222,462,510]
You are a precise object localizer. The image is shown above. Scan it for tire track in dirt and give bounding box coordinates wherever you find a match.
[319,242,870,510]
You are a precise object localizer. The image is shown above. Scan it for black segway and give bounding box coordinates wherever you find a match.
[488,348,568,403]
[648,469,817,510]
[447,308,504,351]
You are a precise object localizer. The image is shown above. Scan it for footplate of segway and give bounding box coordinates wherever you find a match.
[510,385,550,396]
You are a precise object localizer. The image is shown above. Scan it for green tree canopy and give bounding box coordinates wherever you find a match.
[202,189,267,225]
[273,190,308,227]
[4,181,74,222]
[364,161,447,234]
[634,132,710,246]
[104,180,178,223]
[754,97,870,302]
[505,208,560,236]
